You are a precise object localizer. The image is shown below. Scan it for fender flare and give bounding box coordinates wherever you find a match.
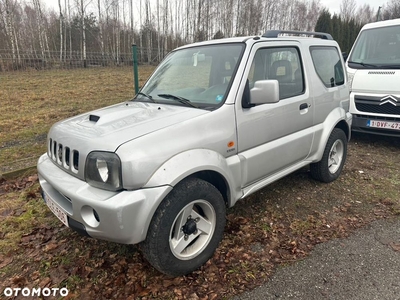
[308,108,351,162]
[144,148,242,205]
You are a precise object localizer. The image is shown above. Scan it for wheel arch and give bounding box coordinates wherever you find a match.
[308,109,351,163]
[335,119,351,141]
[187,170,230,206]
[144,148,241,207]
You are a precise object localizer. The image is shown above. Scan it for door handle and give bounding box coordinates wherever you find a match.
[299,103,309,110]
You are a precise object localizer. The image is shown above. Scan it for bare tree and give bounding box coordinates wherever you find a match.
[340,0,357,22]
[306,0,323,31]
[33,0,50,59]
[58,0,64,61]
[355,4,375,24]
[384,0,400,19]
[68,0,72,58]
[98,0,104,57]
[129,0,134,44]
[114,0,120,64]
[76,0,90,67]
[64,0,67,60]
[2,0,17,62]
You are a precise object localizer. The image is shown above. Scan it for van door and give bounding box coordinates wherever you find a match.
[235,43,314,187]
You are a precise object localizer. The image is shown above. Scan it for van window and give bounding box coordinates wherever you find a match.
[348,25,400,68]
[310,46,344,88]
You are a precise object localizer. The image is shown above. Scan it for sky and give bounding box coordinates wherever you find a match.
[321,0,386,14]
[42,0,388,16]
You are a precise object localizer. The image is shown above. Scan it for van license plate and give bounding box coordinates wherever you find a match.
[367,120,400,130]
[44,193,69,227]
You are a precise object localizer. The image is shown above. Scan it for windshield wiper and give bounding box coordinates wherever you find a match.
[379,64,400,69]
[135,92,156,103]
[347,61,379,68]
[158,94,199,108]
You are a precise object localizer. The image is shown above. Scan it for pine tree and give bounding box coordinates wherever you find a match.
[315,9,332,34]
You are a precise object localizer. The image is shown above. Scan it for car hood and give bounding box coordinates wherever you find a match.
[48,101,208,152]
[352,69,400,94]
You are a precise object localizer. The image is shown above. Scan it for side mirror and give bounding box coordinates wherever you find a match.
[250,80,280,105]
[342,52,348,61]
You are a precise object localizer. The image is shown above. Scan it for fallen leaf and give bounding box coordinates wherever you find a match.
[0,256,13,268]
[390,242,400,252]
[49,267,68,285]
[44,242,59,252]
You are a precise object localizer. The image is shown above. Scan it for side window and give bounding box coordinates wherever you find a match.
[310,46,344,88]
[248,47,304,99]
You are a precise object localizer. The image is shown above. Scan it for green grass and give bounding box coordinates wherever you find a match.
[0,66,155,173]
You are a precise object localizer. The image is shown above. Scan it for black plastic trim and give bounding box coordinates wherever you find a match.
[68,217,91,237]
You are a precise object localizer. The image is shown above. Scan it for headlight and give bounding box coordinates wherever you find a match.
[347,71,355,92]
[85,152,122,191]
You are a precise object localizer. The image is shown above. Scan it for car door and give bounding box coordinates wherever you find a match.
[235,42,314,187]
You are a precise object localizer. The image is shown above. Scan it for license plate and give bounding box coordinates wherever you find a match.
[367,120,400,130]
[44,192,69,227]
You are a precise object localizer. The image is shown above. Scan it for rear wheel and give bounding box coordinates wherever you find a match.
[141,178,226,276]
[310,128,347,183]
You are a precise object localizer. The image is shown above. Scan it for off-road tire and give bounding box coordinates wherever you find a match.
[140,177,226,276]
[310,128,347,183]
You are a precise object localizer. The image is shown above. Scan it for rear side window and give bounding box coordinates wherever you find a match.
[310,46,344,88]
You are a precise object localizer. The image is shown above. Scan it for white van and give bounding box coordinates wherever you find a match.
[346,18,400,136]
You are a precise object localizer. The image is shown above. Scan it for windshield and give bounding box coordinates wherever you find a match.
[348,25,400,69]
[137,43,244,110]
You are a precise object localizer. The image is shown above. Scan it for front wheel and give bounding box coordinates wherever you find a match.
[310,128,347,183]
[140,178,226,276]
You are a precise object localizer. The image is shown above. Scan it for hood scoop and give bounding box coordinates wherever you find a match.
[89,115,100,122]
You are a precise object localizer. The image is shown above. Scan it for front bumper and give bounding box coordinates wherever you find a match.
[37,154,172,244]
[352,115,400,137]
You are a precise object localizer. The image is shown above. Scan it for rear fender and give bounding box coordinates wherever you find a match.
[308,108,351,162]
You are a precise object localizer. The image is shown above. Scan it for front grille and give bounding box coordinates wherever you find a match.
[354,95,400,115]
[48,138,79,173]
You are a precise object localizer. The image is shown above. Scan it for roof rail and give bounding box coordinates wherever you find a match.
[263,30,333,40]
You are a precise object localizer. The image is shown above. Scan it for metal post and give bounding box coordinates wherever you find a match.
[132,44,139,95]
[376,6,382,22]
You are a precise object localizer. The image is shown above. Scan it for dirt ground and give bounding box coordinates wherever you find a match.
[0,132,399,299]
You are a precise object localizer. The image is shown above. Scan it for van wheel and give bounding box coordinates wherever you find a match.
[310,128,347,183]
[140,178,226,276]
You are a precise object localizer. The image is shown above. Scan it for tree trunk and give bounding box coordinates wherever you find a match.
[4,0,16,63]
[68,0,72,59]
[81,0,86,67]
[130,0,134,45]
[64,0,67,61]
[116,1,120,65]
[58,0,63,62]
[98,0,104,58]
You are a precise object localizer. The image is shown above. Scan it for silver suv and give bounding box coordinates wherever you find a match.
[38,30,352,276]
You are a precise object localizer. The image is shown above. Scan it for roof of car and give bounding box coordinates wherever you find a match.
[362,18,400,30]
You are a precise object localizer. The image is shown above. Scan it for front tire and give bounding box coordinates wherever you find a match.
[310,128,347,183]
[141,178,226,276]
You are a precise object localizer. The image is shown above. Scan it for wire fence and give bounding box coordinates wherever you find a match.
[0,47,169,72]
[1,49,164,177]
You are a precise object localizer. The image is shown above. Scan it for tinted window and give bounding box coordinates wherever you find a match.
[248,47,304,99]
[310,46,344,88]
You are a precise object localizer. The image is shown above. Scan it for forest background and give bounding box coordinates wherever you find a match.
[2,0,400,71]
